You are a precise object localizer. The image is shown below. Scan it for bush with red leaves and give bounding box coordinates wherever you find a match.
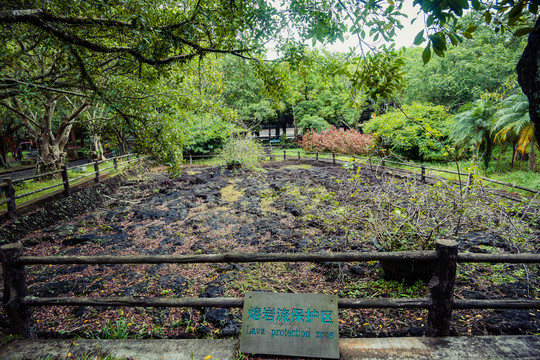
[300,126,372,155]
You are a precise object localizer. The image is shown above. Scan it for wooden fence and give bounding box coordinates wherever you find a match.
[182,149,539,196]
[1,240,539,338]
[280,150,540,196]
[0,154,140,220]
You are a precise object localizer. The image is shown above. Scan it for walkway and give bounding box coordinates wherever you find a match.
[1,336,539,359]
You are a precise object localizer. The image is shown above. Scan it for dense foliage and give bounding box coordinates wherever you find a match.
[364,103,454,161]
[402,24,526,111]
[0,0,539,173]
[182,115,241,155]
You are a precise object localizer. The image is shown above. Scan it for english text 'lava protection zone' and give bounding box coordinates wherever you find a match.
[240,291,339,359]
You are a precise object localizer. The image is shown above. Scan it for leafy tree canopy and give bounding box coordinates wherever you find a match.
[364,103,454,161]
[1,0,540,164]
[403,20,526,111]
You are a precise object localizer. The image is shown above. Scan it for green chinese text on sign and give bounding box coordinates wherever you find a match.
[240,291,339,359]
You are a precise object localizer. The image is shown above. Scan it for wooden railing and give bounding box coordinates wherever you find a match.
[182,149,539,196]
[279,150,540,196]
[283,150,540,195]
[2,240,539,338]
[0,154,141,220]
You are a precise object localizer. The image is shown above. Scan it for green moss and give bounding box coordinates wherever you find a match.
[221,182,244,202]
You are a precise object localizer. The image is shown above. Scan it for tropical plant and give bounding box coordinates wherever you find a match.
[451,97,497,171]
[492,94,537,170]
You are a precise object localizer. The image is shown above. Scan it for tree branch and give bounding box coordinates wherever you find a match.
[1,8,253,66]
[0,101,40,130]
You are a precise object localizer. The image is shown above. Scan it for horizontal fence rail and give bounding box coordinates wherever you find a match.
[280,150,540,196]
[0,154,142,220]
[15,251,540,265]
[16,250,439,265]
[2,240,539,339]
[185,148,539,196]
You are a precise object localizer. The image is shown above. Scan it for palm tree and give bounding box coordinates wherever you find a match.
[492,94,537,171]
[451,98,497,171]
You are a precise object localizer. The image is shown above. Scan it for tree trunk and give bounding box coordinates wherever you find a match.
[36,99,59,175]
[35,99,89,175]
[0,134,10,168]
[511,140,517,169]
[88,134,105,161]
[529,141,536,171]
[70,128,78,159]
[517,17,540,145]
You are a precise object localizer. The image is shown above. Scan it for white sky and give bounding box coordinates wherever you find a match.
[266,1,425,59]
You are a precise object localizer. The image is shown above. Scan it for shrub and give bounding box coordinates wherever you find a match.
[363,103,453,161]
[218,137,264,169]
[297,114,331,133]
[184,114,242,155]
[300,126,372,155]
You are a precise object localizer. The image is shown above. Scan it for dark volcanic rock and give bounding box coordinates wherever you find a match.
[62,234,99,246]
[459,232,512,252]
[220,320,241,336]
[200,285,224,298]
[160,236,185,247]
[485,309,540,335]
[30,278,103,297]
[159,275,187,294]
[204,308,230,326]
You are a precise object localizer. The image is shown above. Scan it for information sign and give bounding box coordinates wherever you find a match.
[240,291,339,359]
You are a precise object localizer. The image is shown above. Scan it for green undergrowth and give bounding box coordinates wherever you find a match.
[0,160,138,211]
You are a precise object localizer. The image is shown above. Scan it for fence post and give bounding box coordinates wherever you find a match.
[1,243,33,338]
[298,151,300,160]
[61,165,70,197]
[421,165,426,183]
[113,156,118,170]
[189,154,193,165]
[427,239,458,336]
[94,160,100,183]
[284,150,286,160]
[316,152,319,162]
[332,153,336,165]
[465,173,473,191]
[3,178,16,219]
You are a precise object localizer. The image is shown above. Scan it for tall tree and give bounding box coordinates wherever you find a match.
[12,94,89,174]
[403,23,526,111]
[2,0,539,158]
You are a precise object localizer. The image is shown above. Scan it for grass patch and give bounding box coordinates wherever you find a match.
[86,319,137,339]
[0,159,137,211]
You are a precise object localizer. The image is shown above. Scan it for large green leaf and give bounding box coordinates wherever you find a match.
[414,30,425,45]
[422,44,432,64]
